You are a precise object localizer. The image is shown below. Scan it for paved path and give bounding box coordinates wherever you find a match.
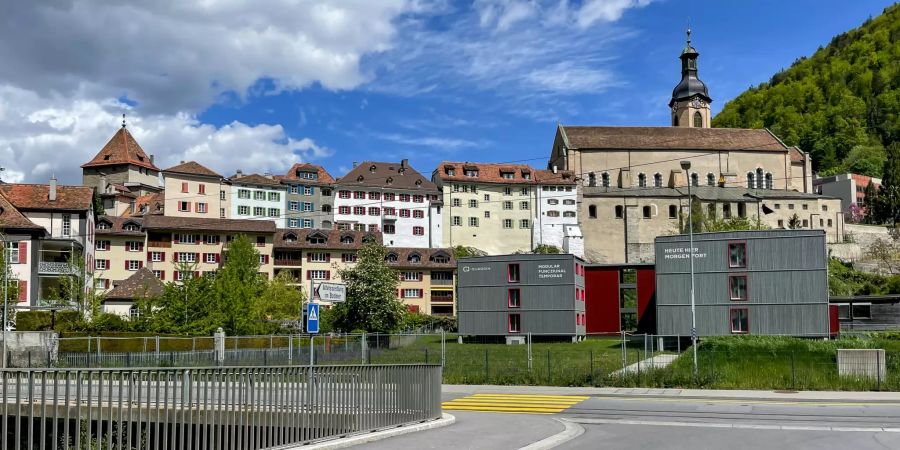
[355,386,900,449]
[610,354,679,376]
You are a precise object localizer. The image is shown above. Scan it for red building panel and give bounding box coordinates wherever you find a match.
[829,304,840,338]
[636,268,657,334]
[584,266,620,334]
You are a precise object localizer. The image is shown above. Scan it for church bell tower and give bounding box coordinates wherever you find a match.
[669,29,712,128]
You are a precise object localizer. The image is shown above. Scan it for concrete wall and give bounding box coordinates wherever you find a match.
[0,331,58,368]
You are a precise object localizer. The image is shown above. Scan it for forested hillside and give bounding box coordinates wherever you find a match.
[713,3,900,176]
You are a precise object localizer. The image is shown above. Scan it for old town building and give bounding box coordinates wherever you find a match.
[161,161,230,220]
[228,172,288,228]
[278,164,336,230]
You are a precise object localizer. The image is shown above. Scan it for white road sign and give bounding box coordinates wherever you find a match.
[315,282,347,302]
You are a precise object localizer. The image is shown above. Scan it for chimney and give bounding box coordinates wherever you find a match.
[401,159,408,169]
[352,161,358,168]
[264,172,273,179]
[236,169,243,177]
[552,165,558,174]
[49,175,58,201]
[149,154,155,163]
[180,161,185,164]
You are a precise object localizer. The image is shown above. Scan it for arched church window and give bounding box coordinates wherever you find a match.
[601,172,610,188]
[654,173,663,188]
[693,111,703,128]
[637,173,646,188]
[747,172,755,189]
[588,172,596,187]
[756,168,764,189]
[765,173,774,190]
[707,173,716,186]
[691,173,699,187]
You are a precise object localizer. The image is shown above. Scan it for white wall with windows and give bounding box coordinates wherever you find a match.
[230,182,288,228]
[333,188,440,248]
[534,183,583,258]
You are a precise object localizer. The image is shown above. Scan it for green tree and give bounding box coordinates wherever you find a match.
[876,142,900,225]
[45,250,98,317]
[256,270,304,321]
[331,242,406,333]
[0,232,19,325]
[452,245,486,258]
[211,235,265,335]
[863,180,879,223]
[787,213,802,229]
[533,244,562,254]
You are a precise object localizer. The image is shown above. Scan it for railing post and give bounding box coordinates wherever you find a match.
[484,349,489,381]
[288,334,294,365]
[440,330,446,368]
[527,333,533,371]
[361,333,367,365]
[214,328,225,366]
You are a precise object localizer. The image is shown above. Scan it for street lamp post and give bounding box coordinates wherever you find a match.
[680,161,698,378]
[2,236,10,369]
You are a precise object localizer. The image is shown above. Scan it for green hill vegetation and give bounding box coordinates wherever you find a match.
[713,3,900,176]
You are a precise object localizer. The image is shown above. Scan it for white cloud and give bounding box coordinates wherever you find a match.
[578,0,654,27]
[0,85,330,184]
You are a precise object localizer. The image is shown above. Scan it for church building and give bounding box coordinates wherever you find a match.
[547,31,843,264]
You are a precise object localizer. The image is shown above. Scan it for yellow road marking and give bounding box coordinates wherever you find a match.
[443,394,587,414]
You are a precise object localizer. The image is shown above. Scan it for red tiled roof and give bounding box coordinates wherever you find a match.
[281,163,336,185]
[274,228,382,249]
[0,192,43,232]
[789,146,807,164]
[130,192,165,217]
[435,162,536,185]
[559,126,789,152]
[105,267,165,300]
[0,184,93,211]
[534,169,577,185]
[81,127,159,171]
[162,161,222,178]
[228,173,283,186]
[142,214,275,234]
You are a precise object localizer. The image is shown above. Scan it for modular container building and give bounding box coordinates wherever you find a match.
[584,264,656,335]
[457,254,586,341]
[655,229,830,337]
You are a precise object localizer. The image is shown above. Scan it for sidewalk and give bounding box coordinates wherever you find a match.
[443,384,900,403]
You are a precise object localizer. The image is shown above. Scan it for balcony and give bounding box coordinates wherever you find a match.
[383,212,398,221]
[430,278,453,286]
[147,240,172,248]
[38,261,78,275]
[275,259,303,267]
[431,292,454,303]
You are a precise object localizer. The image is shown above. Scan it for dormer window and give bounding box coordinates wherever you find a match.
[522,171,531,180]
[408,253,421,263]
[386,253,398,263]
[123,223,140,232]
[103,155,110,160]
[284,233,297,243]
[386,177,393,185]
[500,171,514,179]
[362,234,376,244]
[137,156,144,162]
[357,175,364,182]
[306,233,327,245]
[445,167,456,176]
[398,168,406,175]
[464,169,478,177]
[415,179,422,187]
[369,165,377,173]
[297,170,317,180]
[431,253,450,264]
[340,235,354,244]
[97,221,111,230]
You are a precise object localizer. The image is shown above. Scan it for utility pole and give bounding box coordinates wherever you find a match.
[2,234,9,369]
[681,161,698,378]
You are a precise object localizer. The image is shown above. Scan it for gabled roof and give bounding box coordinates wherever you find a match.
[96,216,144,236]
[162,161,222,178]
[435,162,535,185]
[274,228,382,249]
[558,126,788,152]
[386,247,456,269]
[336,161,438,192]
[228,173,284,187]
[0,192,43,232]
[81,127,159,171]
[280,163,335,185]
[789,146,807,164]
[0,184,93,211]
[130,192,165,217]
[142,214,275,234]
[534,169,577,185]
[105,267,165,300]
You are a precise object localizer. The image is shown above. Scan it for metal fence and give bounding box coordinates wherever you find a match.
[0,364,442,450]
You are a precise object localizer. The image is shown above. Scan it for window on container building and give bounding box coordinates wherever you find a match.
[729,275,748,301]
[508,264,520,283]
[730,308,749,334]
[508,314,521,333]
[508,289,521,308]
[728,242,747,268]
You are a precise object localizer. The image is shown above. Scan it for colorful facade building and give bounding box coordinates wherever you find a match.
[162,161,230,220]
[279,163,336,230]
[228,172,288,228]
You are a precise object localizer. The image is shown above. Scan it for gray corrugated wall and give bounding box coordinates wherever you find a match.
[655,230,829,336]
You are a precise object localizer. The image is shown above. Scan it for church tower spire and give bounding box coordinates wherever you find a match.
[669,28,712,128]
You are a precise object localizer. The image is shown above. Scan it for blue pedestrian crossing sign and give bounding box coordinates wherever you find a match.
[307,304,320,334]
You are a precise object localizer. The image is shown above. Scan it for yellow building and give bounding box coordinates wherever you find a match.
[386,248,456,316]
[161,161,230,219]
[94,216,146,305]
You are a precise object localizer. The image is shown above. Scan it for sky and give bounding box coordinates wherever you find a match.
[0,0,895,185]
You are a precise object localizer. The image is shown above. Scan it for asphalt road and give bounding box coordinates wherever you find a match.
[359,392,900,450]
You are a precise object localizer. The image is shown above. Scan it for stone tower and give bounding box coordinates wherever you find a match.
[669,29,712,128]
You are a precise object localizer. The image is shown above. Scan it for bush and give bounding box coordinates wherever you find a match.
[14,310,82,332]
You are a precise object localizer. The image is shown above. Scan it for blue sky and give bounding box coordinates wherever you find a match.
[0,1,895,184]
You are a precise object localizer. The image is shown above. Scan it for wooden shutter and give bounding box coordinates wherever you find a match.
[215,254,221,263]
[124,260,129,270]
[194,271,200,279]
[159,271,165,281]
[161,252,166,262]
[306,270,311,279]
[306,253,312,262]
[17,281,27,302]
[325,253,331,263]
[173,252,179,262]
[325,271,331,280]
[147,251,152,261]
[18,242,26,264]
[138,261,144,269]
[138,242,144,251]
[104,279,110,289]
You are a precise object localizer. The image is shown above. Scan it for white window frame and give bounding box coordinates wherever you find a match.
[309,252,328,263]
[127,260,141,271]
[151,252,163,262]
[309,270,328,280]
[205,253,217,264]
[126,241,141,252]
[238,205,250,215]
[178,252,197,263]
[95,259,109,270]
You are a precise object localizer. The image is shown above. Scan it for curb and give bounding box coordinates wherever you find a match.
[589,393,900,404]
[518,418,585,450]
[289,413,456,449]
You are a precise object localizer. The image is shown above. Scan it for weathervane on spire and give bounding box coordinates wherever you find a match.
[122,113,127,128]
[686,27,692,46]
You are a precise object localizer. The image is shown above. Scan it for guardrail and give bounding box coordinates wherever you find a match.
[0,364,442,450]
